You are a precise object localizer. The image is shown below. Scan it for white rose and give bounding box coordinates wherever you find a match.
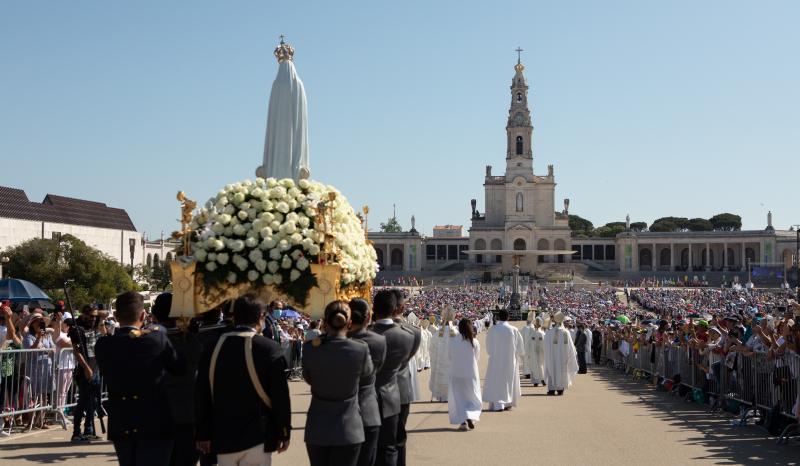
[296,257,310,271]
[278,239,291,251]
[263,238,277,250]
[248,249,263,262]
[223,204,235,215]
[298,216,310,228]
[272,274,283,285]
[224,227,233,236]
[267,261,280,273]
[239,201,251,210]
[213,239,225,251]
[266,178,278,188]
[211,221,225,234]
[262,200,274,211]
[301,238,314,250]
[281,255,292,269]
[194,249,208,262]
[245,237,258,248]
[290,233,303,245]
[216,253,230,265]
[260,227,272,239]
[269,248,282,260]
[232,192,245,205]
[247,270,259,282]
[205,262,218,272]
[237,210,248,221]
[233,255,248,271]
[276,201,290,214]
[227,272,237,284]
[255,259,268,272]
[309,245,321,256]
[290,269,301,282]
[298,179,310,189]
[219,214,232,225]
[232,224,247,236]
[262,274,274,285]
[207,252,217,262]
[270,220,281,231]
[280,179,295,188]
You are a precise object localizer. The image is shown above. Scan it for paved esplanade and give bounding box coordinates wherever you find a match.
[1,323,794,465]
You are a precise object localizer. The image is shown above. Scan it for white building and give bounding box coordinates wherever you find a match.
[467,56,572,274]
[0,186,147,267]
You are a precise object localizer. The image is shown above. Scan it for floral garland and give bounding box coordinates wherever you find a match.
[187,178,378,306]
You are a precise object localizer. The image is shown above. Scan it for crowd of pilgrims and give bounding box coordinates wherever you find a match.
[74,284,799,466]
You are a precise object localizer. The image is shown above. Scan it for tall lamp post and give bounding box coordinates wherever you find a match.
[0,256,9,279]
[128,238,136,276]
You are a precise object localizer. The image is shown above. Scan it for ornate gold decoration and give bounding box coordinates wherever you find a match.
[274,35,294,63]
[362,205,370,242]
[171,191,196,256]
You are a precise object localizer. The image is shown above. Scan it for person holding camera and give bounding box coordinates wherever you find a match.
[22,312,55,428]
[67,304,107,442]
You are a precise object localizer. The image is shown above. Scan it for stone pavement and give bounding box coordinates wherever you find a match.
[1,324,797,465]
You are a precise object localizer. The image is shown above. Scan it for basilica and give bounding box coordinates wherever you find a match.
[467,56,572,274]
[367,55,797,285]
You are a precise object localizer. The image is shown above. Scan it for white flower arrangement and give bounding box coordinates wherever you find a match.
[188,177,378,305]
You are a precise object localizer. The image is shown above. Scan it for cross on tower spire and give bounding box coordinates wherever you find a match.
[515,47,523,64]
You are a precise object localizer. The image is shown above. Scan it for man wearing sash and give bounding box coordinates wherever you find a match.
[195,294,292,466]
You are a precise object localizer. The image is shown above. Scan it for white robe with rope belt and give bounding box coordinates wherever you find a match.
[429,323,457,401]
[544,324,579,391]
[525,327,546,383]
[482,321,525,407]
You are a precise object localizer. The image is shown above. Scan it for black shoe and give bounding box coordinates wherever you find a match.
[547,390,555,396]
[84,433,102,441]
[467,419,475,430]
[556,390,564,396]
[533,383,539,387]
[71,434,89,444]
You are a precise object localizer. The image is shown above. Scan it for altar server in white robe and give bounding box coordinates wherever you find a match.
[520,313,535,378]
[544,311,579,396]
[525,316,546,386]
[482,309,525,411]
[583,325,593,366]
[418,320,432,370]
[448,318,482,431]
[429,307,458,402]
[406,313,423,401]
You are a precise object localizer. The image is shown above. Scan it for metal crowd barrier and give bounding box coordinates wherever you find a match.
[0,348,108,436]
[598,332,800,443]
[281,340,303,381]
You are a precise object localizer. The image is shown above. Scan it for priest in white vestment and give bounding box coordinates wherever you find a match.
[429,307,458,402]
[525,316,546,386]
[544,311,579,396]
[406,313,422,401]
[418,320,432,369]
[520,313,535,379]
[448,318,482,430]
[583,326,593,367]
[482,310,525,411]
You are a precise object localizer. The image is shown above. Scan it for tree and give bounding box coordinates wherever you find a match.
[709,213,742,231]
[651,217,689,232]
[687,218,713,231]
[630,221,648,232]
[594,225,625,238]
[4,235,136,309]
[568,215,594,237]
[379,216,403,233]
[604,222,626,229]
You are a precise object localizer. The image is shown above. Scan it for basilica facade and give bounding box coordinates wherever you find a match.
[467,58,572,274]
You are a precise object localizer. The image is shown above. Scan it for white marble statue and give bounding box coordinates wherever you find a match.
[256,37,310,181]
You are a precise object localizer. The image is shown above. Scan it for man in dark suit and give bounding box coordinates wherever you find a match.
[371,290,415,466]
[95,291,183,466]
[195,294,291,465]
[348,298,387,466]
[150,293,203,466]
[390,289,421,466]
[262,300,283,343]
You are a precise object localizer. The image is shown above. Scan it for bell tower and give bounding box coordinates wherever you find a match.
[506,48,534,179]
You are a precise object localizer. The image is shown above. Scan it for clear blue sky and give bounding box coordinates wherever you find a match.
[2,1,798,237]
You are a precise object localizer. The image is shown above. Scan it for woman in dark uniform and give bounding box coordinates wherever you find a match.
[303,300,373,466]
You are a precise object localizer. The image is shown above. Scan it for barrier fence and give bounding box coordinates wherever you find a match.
[599,333,800,443]
[0,348,107,435]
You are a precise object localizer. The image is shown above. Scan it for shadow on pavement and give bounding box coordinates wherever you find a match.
[592,367,799,466]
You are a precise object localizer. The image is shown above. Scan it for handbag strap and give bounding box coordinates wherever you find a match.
[209,331,273,410]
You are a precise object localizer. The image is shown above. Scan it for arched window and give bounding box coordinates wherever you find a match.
[490,239,503,263]
[146,253,152,267]
[514,239,526,251]
[515,193,523,212]
[659,248,671,267]
[165,252,173,263]
[153,253,160,266]
[516,136,523,155]
[516,92,522,103]
[474,239,486,264]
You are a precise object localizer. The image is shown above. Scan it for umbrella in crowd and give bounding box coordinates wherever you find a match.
[0,278,51,302]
